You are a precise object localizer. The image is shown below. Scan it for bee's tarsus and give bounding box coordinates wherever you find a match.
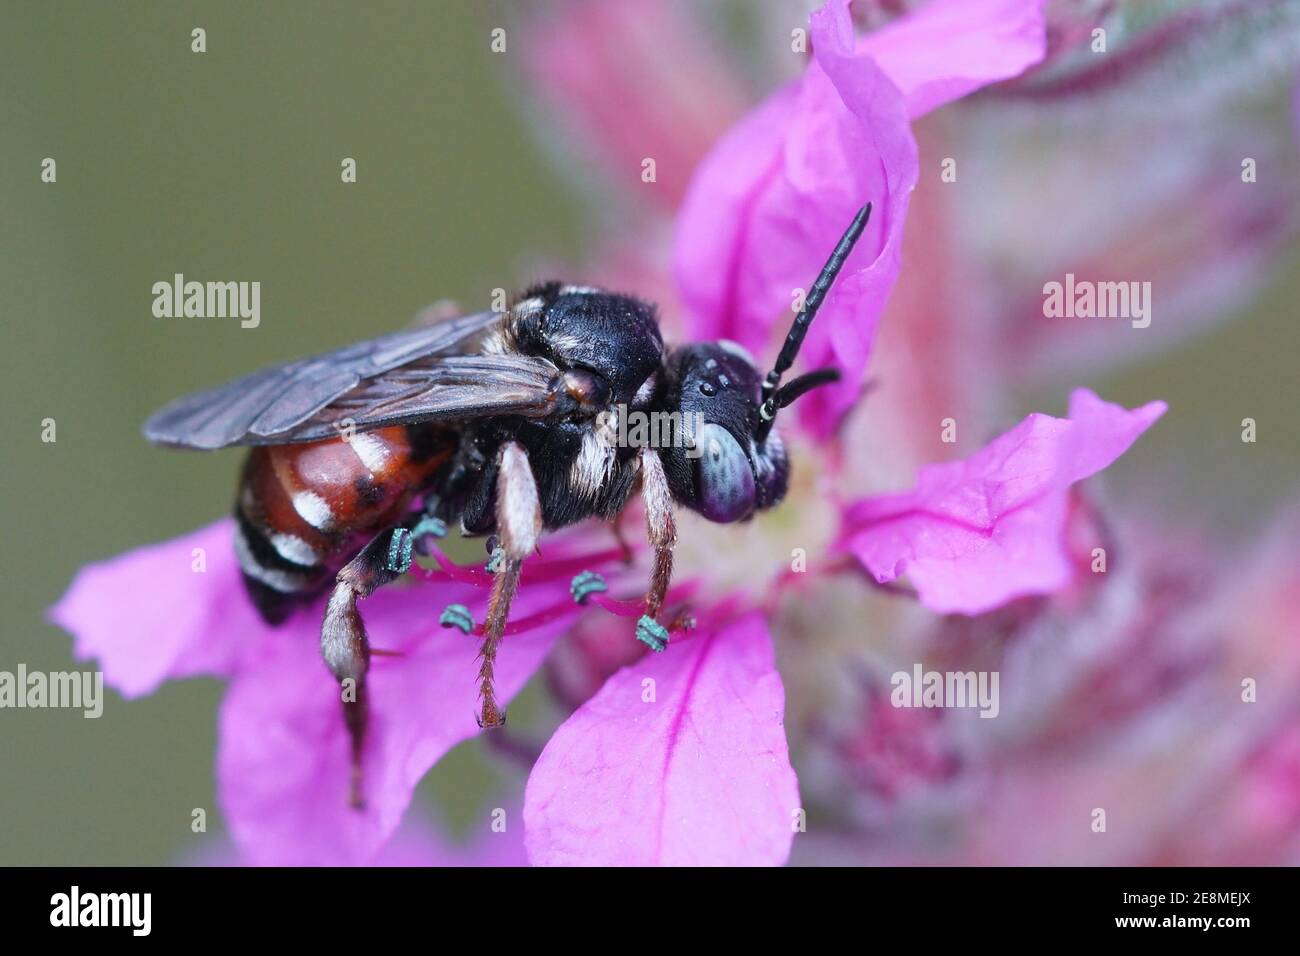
[570,570,608,604]
[635,615,670,653]
[439,603,475,634]
[476,704,507,729]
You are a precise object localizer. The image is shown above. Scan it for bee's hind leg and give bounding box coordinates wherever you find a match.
[320,526,415,810]
[634,448,677,652]
[476,441,542,729]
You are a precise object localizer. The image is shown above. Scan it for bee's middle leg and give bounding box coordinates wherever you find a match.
[477,441,542,728]
[320,525,415,810]
[635,447,677,651]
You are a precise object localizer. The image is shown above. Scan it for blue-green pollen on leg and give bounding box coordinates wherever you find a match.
[410,515,448,540]
[485,547,506,574]
[570,570,608,604]
[439,603,474,635]
[386,528,413,573]
[635,615,670,652]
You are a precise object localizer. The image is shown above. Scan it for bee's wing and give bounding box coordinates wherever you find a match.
[143,309,561,449]
[257,352,563,445]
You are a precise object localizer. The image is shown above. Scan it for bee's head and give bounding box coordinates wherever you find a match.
[659,341,788,523]
[658,202,872,524]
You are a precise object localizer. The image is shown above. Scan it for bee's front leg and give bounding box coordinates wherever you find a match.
[477,441,542,728]
[635,447,677,652]
[320,525,415,810]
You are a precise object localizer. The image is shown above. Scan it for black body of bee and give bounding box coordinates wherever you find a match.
[143,204,872,807]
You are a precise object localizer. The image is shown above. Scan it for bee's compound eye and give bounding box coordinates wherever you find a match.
[694,423,755,523]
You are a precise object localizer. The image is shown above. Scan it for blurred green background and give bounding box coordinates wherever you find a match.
[2,1,1298,866]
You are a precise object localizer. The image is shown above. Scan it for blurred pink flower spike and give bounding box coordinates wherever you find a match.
[523,612,800,866]
[673,0,1046,439]
[840,389,1167,615]
[520,0,749,209]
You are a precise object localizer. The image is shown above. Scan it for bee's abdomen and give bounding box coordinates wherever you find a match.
[234,424,454,623]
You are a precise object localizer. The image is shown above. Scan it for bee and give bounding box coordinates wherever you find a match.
[144,204,871,807]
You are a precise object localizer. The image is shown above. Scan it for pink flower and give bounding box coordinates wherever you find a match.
[53,518,604,865]
[525,613,798,866]
[52,0,1215,869]
[839,389,1167,615]
[672,0,1046,438]
[791,512,1300,866]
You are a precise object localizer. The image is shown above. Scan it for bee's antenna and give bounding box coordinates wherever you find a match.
[772,367,841,408]
[756,201,872,441]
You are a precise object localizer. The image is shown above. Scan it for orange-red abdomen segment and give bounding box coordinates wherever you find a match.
[234,424,454,620]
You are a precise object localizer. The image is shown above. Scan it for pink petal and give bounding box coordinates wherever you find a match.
[860,0,1048,118]
[218,578,578,866]
[523,612,799,866]
[545,607,652,709]
[48,519,274,697]
[52,511,628,865]
[673,0,917,438]
[673,0,1048,438]
[841,389,1167,614]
